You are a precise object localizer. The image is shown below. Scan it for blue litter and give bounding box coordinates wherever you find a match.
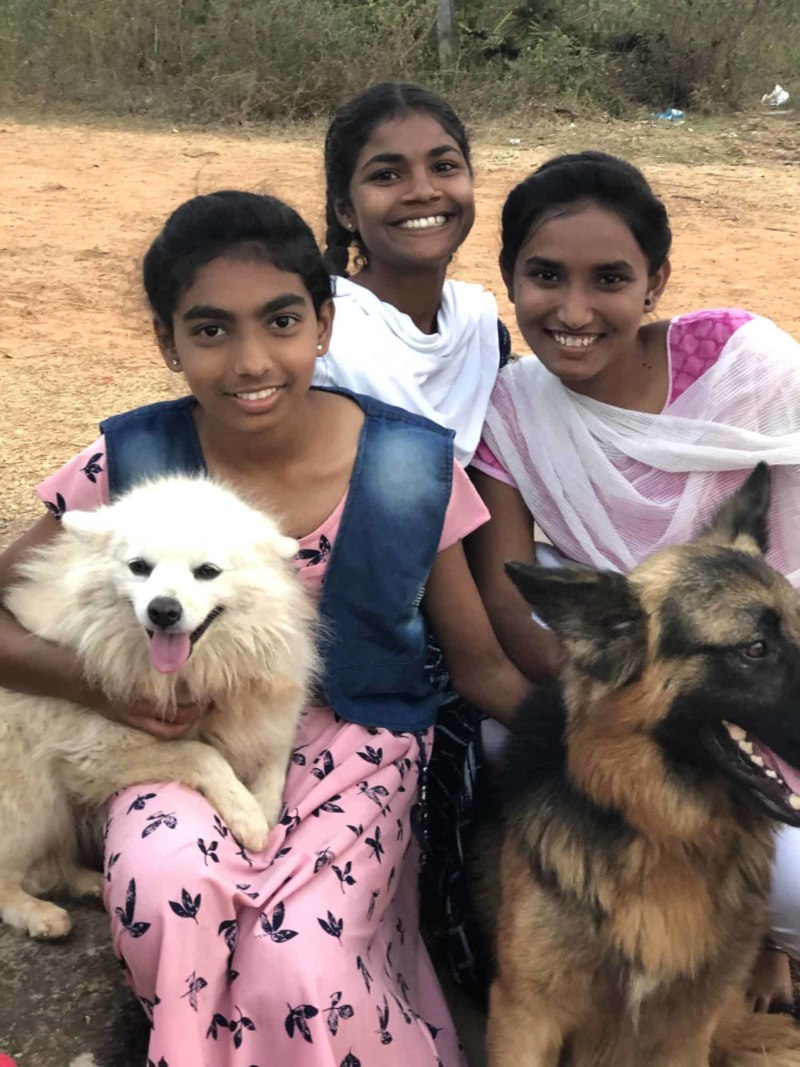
[653,108,686,123]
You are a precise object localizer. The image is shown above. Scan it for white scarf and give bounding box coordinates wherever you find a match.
[314,276,501,466]
[483,315,800,585]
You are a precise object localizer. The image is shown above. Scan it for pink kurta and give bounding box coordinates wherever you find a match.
[37,453,488,1066]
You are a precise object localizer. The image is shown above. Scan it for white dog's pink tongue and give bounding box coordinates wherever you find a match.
[149,632,191,674]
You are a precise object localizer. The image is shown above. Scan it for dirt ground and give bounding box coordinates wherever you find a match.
[1,113,799,547]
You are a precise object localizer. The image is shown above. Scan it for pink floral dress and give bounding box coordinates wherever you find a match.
[37,451,488,1067]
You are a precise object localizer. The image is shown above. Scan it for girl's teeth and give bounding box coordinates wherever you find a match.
[398,215,447,230]
[237,387,278,401]
[553,333,599,348]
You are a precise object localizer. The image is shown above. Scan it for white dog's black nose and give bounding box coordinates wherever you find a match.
[147,596,183,630]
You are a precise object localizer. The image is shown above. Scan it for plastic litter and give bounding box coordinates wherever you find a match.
[762,85,790,107]
[653,108,685,124]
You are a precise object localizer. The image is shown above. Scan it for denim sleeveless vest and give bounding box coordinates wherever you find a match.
[100,389,453,731]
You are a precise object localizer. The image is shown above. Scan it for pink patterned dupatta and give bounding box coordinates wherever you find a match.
[483,315,800,584]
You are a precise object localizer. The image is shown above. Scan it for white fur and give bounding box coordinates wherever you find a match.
[0,476,317,938]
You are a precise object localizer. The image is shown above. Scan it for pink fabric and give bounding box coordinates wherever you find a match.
[471,308,754,489]
[36,432,484,1066]
[667,308,753,404]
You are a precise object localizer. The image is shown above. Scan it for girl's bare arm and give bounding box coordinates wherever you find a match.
[465,470,561,682]
[423,541,531,725]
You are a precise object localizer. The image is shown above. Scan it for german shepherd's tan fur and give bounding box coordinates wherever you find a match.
[474,465,800,1066]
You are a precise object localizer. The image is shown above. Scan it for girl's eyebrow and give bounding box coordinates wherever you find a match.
[360,144,463,172]
[183,293,306,321]
[523,256,635,272]
[524,256,562,270]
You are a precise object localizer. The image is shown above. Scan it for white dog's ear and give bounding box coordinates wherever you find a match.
[61,506,115,547]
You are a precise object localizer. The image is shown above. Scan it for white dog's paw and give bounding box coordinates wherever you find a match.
[27,903,72,940]
[66,868,106,900]
[227,807,270,854]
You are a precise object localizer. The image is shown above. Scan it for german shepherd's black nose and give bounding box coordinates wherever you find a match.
[147,596,183,630]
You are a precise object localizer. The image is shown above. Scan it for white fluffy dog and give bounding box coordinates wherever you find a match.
[0,476,316,939]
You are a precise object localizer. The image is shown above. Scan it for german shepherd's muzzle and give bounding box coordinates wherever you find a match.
[474,464,800,1066]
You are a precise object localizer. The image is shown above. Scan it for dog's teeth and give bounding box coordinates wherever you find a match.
[738,740,754,755]
[766,769,779,779]
[790,794,800,811]
[750,755,765,768]
[724,722,747,741]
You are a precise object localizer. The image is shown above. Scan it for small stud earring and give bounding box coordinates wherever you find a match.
[316,344,324,352]
[171,358,179,366]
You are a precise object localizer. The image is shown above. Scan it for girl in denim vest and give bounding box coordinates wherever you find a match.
[0,191,529,1066]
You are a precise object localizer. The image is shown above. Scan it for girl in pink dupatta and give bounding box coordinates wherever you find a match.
[468,151,800,1014]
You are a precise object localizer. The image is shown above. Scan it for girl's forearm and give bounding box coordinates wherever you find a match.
[0,606,97,707]
[450,654,531,727]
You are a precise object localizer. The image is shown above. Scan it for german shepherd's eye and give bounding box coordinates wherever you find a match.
[193,563,222,581]
[128,558,153,577]
[742,640,767,659]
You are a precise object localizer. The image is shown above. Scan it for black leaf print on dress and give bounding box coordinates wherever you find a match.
[44,493,66,520]
[198,838,219,865]
[346,823,364,838]
[207,1007,255,1048]
[295,534,331,568]
[280,808,301,835]
[311,750,335,780]
[391,992,413,1024]
[386,940,394,970]
[236,882,259,900]
[180,971,208,1012]
[115,878,151,938]
[142,811,177,838]
[258,902,298,943]
[396,916,406,944]
[357,781,390,814]
[218,917,239,981]
[234,839,253,868]
[376,996,393,1045]
[80,451,104,483]
[147,1057,168,1067]
[356,955,373,993]
[397,972,410,999]
[105,851,120,882]
[274,845,292,859]
[341,1054,361,1067]
[365,826,384,864]
[317,910,344,943]
[284,1003,319,1043]
[312,795,344,817]
[332,861,356,893]
[212,814,229,838]
[396,818,404,842]
[323,991,354,1036]
[127,792,157,814]
[387,865,396,891]
[367,889,380,921]
[314,847,334,874]
[357,745,383,767]
[168,888,202,922]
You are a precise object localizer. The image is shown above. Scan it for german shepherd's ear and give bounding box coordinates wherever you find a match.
[694,462,771,555]
[505,563,646,688]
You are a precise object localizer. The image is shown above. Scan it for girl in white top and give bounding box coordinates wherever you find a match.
[312,82,509,465]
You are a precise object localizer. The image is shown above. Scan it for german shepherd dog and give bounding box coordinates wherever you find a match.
[473,464,800,1066]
